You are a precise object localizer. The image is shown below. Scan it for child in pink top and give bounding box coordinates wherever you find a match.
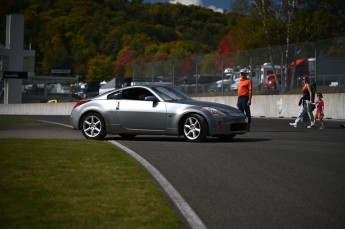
[310,93,325,129]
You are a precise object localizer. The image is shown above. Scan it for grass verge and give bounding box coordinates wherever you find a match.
[0,139,182,228]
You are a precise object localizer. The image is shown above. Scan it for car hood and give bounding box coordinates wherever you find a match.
[173,99,243,115]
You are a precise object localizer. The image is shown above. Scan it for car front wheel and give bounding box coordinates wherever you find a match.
[183,114,208,142]
[81,112,107,140]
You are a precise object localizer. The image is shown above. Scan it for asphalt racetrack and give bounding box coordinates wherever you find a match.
[1,116,345,228]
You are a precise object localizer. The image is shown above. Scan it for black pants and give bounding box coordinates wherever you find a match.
[237,96,251,130]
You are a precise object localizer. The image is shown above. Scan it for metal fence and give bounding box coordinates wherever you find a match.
[16,37,345,103]
[129,37,345,96]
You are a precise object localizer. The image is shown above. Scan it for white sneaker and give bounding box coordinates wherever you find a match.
[307,124,315,128]
[289,123,297,128]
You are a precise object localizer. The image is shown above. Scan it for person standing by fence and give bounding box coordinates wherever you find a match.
[237,69,252,132]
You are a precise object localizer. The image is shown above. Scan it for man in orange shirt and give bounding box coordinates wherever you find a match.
[237,69,252,131]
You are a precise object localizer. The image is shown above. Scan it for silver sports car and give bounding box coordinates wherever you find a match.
[70,85,248,142]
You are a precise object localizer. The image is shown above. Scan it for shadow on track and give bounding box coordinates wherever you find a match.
[105,135,271,143]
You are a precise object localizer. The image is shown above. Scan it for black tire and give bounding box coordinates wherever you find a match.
[217,135,235,141]
[119,134,137,139]
[81,112,107,140]
[183,114,208,142]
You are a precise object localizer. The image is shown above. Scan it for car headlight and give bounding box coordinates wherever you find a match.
[202,107,226,116]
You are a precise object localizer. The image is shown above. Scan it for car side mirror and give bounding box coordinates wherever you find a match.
[145,96,158,102]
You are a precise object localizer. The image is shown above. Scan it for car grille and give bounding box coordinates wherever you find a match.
[230,123,247,131]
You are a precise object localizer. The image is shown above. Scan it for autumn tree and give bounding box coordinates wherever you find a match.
[1,0,344,84]
[86,55,113,83]
[114,48,138,78]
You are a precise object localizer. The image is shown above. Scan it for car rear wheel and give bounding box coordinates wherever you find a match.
[183,114,208,142]
[81,112,107,140]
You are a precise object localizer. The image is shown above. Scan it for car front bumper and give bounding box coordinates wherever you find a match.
[208,116,248,136]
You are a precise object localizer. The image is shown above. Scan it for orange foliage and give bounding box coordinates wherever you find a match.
[217,31,237,54]
[214,31,239,74]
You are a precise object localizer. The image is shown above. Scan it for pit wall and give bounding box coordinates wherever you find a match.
[0,93,344,120]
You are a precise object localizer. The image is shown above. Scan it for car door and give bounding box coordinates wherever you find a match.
[116,88,167,131]
[101,90,123,132]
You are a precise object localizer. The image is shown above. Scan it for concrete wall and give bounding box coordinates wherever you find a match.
[0,103,76,116]
[197,93,344,120]
[0,93,344,120]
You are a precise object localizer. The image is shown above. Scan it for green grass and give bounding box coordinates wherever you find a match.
[0,139,182,228]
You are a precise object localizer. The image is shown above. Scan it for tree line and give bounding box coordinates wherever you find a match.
[0,0,344,83]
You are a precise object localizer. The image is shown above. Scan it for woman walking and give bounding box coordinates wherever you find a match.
[289,75,314,128]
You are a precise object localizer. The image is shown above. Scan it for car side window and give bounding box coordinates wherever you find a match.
[122,88,154,100]
[107,91,122,100]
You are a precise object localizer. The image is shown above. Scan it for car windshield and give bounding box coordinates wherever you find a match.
[152,86,191,102]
